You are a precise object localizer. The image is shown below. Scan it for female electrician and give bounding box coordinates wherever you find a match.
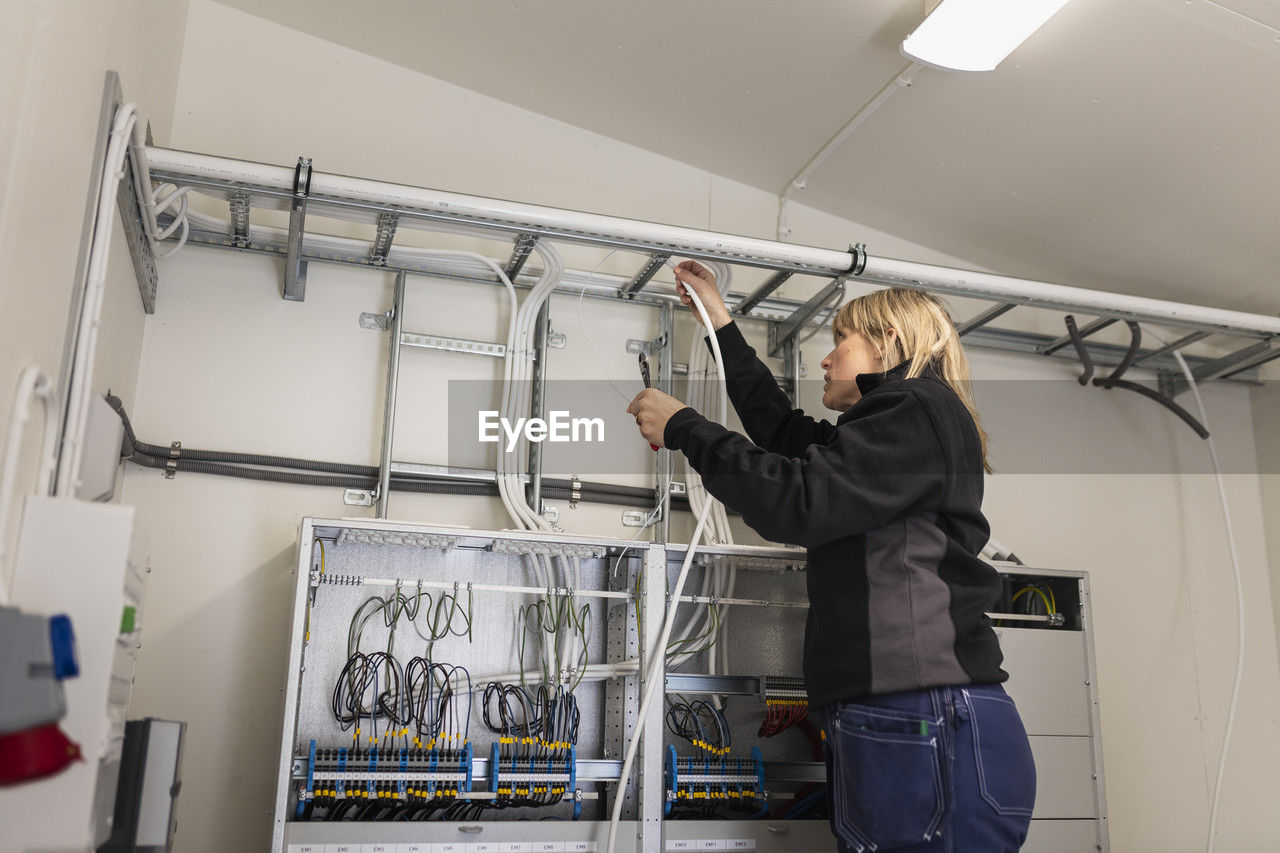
[626,261,1036,852]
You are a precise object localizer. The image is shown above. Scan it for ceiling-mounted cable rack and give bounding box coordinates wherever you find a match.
[131,145,1280,389]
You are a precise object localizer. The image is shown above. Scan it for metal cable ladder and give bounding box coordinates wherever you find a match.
[124,147,1280,519]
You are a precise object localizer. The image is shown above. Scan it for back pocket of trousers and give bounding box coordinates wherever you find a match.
[967,692,1037,818]
[830,712,946,850]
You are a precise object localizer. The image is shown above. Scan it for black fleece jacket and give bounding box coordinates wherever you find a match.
[663,322,1006,708]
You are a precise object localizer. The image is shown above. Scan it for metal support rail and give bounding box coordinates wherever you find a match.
[315,573,632,602]
[146,202,1273,384]
[375,271,406,518]
[290,754,826,785]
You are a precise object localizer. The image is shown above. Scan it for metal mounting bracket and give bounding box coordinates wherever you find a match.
[626,334,668,356]
[547,328,567,349]
[228,191,250,248]
[359,310,391,331]
[283,156,312,301]
[370,211,398,266]
[504,234,539,280]
[344,488,374,507]
[541,503,560,524]
[623,509,658,527]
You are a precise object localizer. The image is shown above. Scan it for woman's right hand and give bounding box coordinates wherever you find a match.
[673,261,732,330]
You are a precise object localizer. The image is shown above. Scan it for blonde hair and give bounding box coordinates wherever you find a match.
[833,287,992,474]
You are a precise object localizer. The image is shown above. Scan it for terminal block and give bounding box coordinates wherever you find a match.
[488,742,581,818]
[299,740,474,815]
[759,675,809,738]
[664,746,765,816]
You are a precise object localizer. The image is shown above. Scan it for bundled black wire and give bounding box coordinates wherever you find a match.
[332,651,470,750]
[481,681,580,810]
[402,659,471,748]
[331,652,408,737]
[665,699,730,756]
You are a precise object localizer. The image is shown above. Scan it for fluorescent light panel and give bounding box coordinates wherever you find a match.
[901,0,1072,72]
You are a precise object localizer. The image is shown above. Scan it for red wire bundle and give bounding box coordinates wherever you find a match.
[757,697,809,738]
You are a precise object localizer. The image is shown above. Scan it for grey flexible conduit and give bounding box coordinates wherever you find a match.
[110,395,686,510]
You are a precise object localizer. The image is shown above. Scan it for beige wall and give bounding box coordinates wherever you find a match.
[114,2,1280,850]
[0,0,188,560]
[1252,381,1280,681]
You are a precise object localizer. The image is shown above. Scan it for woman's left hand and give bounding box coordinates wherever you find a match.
[626,389,686,449]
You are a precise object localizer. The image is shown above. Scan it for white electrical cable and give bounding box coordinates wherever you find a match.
[1158,347,1245,853]
[488,239,607,683]
[607,284,726,853]
[490,242,570,678]
[57,103,139,497]
[608,500,713,853]
[1112,328,1243,853]
[0,366,56,606]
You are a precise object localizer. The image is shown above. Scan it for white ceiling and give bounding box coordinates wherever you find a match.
[213,0,1280,317]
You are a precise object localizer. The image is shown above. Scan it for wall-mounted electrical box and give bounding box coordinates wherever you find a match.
[3,497,147,852]
[272,518,1106,853]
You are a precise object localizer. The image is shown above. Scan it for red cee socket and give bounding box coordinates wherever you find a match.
[0,723,83,786]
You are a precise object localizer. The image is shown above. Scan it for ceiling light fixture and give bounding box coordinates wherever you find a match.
[901,0,1072,72]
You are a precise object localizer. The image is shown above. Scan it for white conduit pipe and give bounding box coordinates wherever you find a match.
[144,146,1280,338]
[0,367,56,606]
[778,61,922,240]
[144,147,851,274]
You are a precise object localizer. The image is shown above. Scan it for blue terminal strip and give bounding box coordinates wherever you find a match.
[298,740,318,817]
[488,742,577,812]
[336,748,348,800]
[569,746,579,821]
[665,745,765,813]
[298,741,592,817]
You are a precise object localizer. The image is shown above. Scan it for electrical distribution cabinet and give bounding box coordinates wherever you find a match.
[273,518,1107,853]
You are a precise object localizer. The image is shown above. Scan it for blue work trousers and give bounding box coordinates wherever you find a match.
[822,683,1036,852]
